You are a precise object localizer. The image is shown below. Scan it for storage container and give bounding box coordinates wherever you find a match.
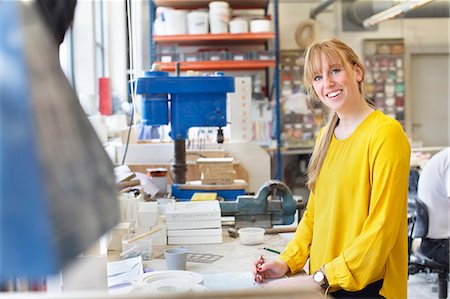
[229,18,248,33]
[164,9,187,35]
[209,1,230,34]
[250,19,271,33]
[121,233,153,260]
[187,11,209,34]
[238,227,265,245]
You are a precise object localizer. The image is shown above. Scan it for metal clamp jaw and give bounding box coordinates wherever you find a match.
[221,180,297,228]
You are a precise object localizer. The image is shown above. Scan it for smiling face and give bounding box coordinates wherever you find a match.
[303,39,366,115]
[311,55,363,113]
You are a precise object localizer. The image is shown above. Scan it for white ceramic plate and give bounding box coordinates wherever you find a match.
[142,270,204,285]
[145,279,192,294]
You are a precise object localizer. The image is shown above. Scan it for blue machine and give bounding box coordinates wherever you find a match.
[135,70,234,140]
[134,70,244,200]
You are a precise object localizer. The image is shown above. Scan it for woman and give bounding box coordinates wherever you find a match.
[254,38,410,299]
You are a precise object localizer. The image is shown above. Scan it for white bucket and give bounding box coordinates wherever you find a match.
[229,18,248,33]
[155,7,173,35]
[153,17,165,35]
[209,1,230,34]
[187,11,209,34]
[250,19,271,33]
[164,9,187,35]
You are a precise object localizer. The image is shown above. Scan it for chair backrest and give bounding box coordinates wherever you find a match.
[412,198,429,239]
[409,169,420,195]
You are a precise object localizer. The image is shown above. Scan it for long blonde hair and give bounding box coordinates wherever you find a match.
[304,38,368,191]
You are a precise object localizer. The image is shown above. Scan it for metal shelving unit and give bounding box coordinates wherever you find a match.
[149,0,282,180]
[153,32,275,45]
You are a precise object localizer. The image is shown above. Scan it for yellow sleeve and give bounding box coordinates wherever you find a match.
[279,191,315,273]
[324,123,410,291]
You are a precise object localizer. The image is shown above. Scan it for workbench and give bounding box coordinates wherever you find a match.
[146,226,292,275]
[0,227,325,299]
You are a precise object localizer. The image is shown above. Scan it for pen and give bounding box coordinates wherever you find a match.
[263,247,281,254]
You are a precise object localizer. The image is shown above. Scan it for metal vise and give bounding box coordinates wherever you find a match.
[220,180,298,228]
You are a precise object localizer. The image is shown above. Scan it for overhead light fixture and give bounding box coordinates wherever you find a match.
[362,0,433,28]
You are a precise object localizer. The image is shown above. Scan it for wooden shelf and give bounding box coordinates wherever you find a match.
[154,0,268,9]
[154,32,275,45]
[156,60,275,71]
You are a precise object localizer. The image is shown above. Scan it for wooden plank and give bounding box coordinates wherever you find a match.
[186,149,226,160]
[179,179,248,190]
[197,157,234,163]
[127,163,249,184]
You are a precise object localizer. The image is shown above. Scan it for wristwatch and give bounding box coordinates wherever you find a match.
[313,267,330,290]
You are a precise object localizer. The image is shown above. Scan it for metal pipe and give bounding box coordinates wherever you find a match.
[348,0,449,28]
[173,139,187,184]
[149,0,155,66]
[310,0,336,19]
[274,0,282,180]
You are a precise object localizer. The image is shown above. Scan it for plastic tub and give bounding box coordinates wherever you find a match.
[209,1,230,34]
[250,19,271,33]
[187,11,209,34]
[164,9,187,35]
[238,227,265,245]
[229,18,248,33]
[121,233,153,260]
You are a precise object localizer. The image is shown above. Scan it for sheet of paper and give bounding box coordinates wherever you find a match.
[202,272,262,291]
[107,256,143,287]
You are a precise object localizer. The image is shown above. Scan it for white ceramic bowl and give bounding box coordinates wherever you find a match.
[238,227,265,245]
[250,19,271,33]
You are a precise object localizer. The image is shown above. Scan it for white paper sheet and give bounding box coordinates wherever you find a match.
[107,256,143,288]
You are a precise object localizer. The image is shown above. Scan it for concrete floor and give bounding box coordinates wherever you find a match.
[408,273,449,299]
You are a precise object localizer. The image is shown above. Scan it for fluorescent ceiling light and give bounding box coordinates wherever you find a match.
[362,0,433,28]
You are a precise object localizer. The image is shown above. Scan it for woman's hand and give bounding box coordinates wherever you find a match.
[252,257,289,282]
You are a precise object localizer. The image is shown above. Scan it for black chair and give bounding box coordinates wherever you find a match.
[409,198,449,299]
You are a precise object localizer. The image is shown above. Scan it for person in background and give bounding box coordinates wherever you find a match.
[253,38,410,299]
[417,147,449,266]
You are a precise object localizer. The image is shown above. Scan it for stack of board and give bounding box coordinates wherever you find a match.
[165,201,222,245]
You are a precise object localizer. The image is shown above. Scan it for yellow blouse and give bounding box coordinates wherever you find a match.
[280,111,410,299]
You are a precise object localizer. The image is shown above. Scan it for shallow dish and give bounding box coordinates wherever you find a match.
[238,227,265,245]
[142,270,204,285]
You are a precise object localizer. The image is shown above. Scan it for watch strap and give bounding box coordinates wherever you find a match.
[316,266,330,289]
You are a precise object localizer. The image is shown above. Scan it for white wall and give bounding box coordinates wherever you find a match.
[72,0,97,113]
[270,1,449,144]
[104,1,128,106]
[69,0,128,115]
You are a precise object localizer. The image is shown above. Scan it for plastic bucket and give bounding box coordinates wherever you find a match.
[229,18,248,33]
[250,19,271,33]
[187,11,209,34]
[209,1,230,34]
[164,9,187,35]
